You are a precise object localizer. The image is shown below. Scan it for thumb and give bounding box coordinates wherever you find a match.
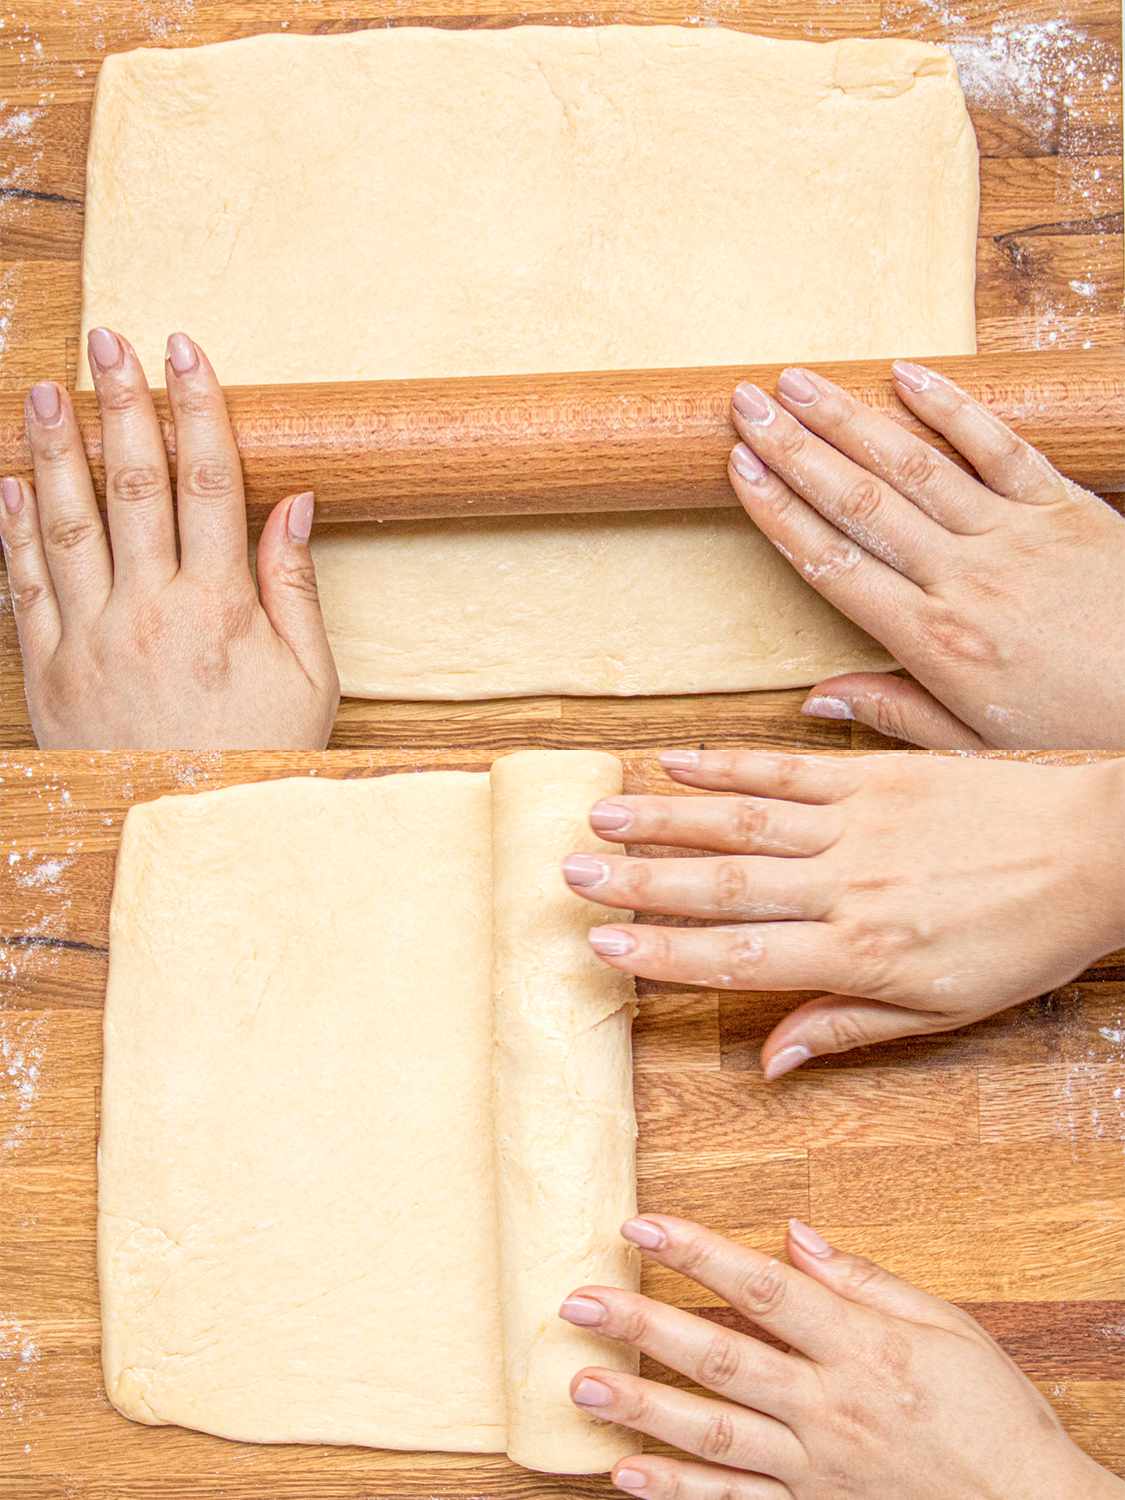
[785,1221,971,1333]
[761,994,949,1080]
[801,673,986,750]
[256,492,339,692]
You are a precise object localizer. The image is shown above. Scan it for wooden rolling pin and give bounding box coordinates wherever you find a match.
[0,348,1120,523]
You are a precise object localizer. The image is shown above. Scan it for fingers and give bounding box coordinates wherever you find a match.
[24,378,112,623]
[760,994,952,1082]
[255,493,341,695]
[571,1368,803,1480]
[801,673,987,750]
[657,749,860,804]
[611,1456,788,1499]
[785,1219,972,1336]
[891,361,1066,505]
[616,1214,853,1362]
[587,793,838,857]
[772,366,998,535]
[728,444,919,644]
[731,380,949,585]
[564,852,829,922]
[165,333,249,580]
[559,1285,808,1423]
[588,919,837,992]
[87,327,177,588]
[0,477,61,661]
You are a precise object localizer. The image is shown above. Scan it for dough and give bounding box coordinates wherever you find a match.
[79,26,978,700]
[99,752,638,1473]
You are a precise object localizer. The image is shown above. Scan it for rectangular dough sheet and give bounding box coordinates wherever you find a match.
[80,26,978,698]
[99,751,638,1473]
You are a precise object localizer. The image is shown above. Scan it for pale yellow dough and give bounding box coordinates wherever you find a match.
[79,26,978,700]
[99,753,638,1472]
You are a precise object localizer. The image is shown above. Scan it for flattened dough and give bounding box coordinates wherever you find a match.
[80,26,978,698]
[99,753,638,1472]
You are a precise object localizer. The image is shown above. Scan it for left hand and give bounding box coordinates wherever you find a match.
[562,748,1125,1078]
[560,1215,1124,1500]
[726,361,1125,750]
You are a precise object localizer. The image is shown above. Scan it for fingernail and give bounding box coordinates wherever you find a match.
[559,1296,608,1328]
[590,801,632,834]
[778,367,819,405]
[29,382,61,426]
[615,1470,649,1494]
[589,927,636,957]
[730,442,768,483]
[763,1043,811,1081]
[788,1218,832,1258]
[563,854,609,889]
[732,382,774,424]
[621,1217,667,1250]
[573,1377,614,1408]
[802,695,854,722]
[1,478,21,516]
[166,332,199,375]
[659,749,700,773]
[287,491,315,543]
[88,326,122,372]
[892,359,931,393]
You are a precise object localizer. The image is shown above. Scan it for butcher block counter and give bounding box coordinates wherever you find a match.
[0,748,1123,1496]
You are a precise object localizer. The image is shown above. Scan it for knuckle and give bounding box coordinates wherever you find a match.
[712,859,751,915]
[619,860,655,906]
[275,556,321,602]
[699,1410,737,1462]
[727,929,766,975]
[96,377,146,415]
[730,798,770,847]
[731,1257,787,1320]
[45,516,101,553]
[695,1331,742,1392]
[615,1302,651,1345]
[182,458,239,504]
[33,432,77,467]
[12,581,50,613]
[918,604,1000,669]
[175,388,222,419]
[892,446,940,490]
[802,539,863,585]
[773,420,809,462]
[821,1009,873,1055]
[837,477,884,529]
[673,1232,714,1281]
[109,463,166,506]
[615,1383,649,1426]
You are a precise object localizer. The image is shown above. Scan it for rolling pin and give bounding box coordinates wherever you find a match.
[0,348,1120,524]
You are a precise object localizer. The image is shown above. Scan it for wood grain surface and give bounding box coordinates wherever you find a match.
[1,0,1123,747]
[2,349,1123,525]
[1,749,1123,1497]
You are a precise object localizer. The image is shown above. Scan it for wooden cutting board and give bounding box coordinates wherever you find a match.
[1,748,1124,1497]
[0,0,1123,750]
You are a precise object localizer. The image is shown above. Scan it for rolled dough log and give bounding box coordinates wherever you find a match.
[79,26,978,700]
[99,753,638,1472]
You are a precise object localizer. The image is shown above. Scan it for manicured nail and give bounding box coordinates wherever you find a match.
[589,927,636,957]
[730,442,768,483]
[621,1217,667,1250]
[573,1377,614,1408]
[166,332,199,375]
[615,1470,649,1493]
[88,326,122,372]
[29,382,61,425]
[559,1296,608,1328]
[763,1043,812,1081]
[802,695,854,722]
[778,367,819,405]
[563,854,609,889]
[590,801,633,833]
[892,359,931,393]
[788,1218,832,1258]
[659,749,700,773]
[732,381,774,424]
[1,478,21,516]
[287,491,315,543]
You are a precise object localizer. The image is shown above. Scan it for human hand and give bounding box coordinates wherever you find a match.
[563,749,1125,1077]
[726,362,1125,750]
[560,1215,1124,1499]
[0,329,339,749]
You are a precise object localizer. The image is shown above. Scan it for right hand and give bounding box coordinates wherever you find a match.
[726,361,1125,750]
[563,749,1125,1078]
[0,328,339,749]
